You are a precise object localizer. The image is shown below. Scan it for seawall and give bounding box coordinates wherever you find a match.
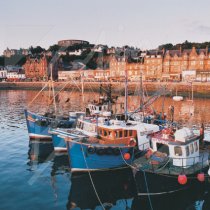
[0,81,209,98]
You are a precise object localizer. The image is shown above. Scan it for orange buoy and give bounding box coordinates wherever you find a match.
[178,174,187,185]
[197,172,205,182]
[124,153,131,160]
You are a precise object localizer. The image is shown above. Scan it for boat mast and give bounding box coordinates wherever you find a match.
[124,47,128,122]
[50,62,57,114]
[140,67,144,116]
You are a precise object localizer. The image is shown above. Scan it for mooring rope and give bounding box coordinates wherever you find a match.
[80,144,105,210]
[119,148,154,210]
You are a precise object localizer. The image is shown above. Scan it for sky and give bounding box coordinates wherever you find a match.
[0,0,210,54]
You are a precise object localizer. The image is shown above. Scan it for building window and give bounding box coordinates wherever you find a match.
[191,61,196,65]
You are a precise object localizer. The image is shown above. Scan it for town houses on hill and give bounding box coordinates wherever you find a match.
[1,39,210,82]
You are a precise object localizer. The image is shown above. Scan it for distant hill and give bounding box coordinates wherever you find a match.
[158,40,210,50]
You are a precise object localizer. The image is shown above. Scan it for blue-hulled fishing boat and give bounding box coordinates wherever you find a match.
[66,136,134,172]
[24,109,81,140]
[53,116,159,172]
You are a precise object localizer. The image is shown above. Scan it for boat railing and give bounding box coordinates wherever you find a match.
[149,151,209,174]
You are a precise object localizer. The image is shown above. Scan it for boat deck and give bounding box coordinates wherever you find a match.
[133,151,209,175]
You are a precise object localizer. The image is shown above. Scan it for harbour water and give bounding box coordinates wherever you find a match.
[1,90,210,210]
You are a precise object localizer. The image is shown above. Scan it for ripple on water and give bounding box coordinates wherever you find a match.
[1,90,210,210]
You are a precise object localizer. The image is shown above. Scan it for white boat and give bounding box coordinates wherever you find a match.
[173,95,183,101]
[173,86,183,101]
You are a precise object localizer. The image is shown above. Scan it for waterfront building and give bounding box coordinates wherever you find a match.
[0,66,7,81]
[109,55,144,81]
[5,66,25,81]
[23,55,49,81]
[139,46,210,82]
[93,69,110,81]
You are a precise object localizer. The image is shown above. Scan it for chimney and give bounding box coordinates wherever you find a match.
[179,45,182,55]
[206,46,208,56]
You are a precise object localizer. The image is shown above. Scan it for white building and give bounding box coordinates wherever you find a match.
[182,70,196,82]
[58,70,81,81]
[0,67,7,81]
[7,71,26,80]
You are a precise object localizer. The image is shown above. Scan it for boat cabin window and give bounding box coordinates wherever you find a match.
[156,143,169,155]
[124,130,128,137]
[174,146,182,156]
[190,144,194,154]
[186,146,189,156]
[119,130,123,138]
[129,130,132,136]
[104,130,108,136]
[194,142,198,152]
[99,106,102,111]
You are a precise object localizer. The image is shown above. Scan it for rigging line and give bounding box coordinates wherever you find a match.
[80,145,105,210]
[48,81,72,104]
[119,148,154,210]
[51,80,57,115]
[69,76,82,91]
[28,82,48,107]
[85,81,98,98]
[143,170,154,210]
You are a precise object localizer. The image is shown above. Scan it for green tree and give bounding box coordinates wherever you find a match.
[29,46,45,54]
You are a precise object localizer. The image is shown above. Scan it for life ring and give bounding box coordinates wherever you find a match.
[87,146,95,154]
[129,138,136,147]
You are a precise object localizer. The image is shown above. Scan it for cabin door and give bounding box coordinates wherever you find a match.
[156,143,169,155]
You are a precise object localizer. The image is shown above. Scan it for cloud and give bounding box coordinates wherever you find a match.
[196,25,210,34]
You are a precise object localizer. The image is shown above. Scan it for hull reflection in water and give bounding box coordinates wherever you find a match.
[28,140,54,164]
[67,168,136,210]
[132,184,209,210]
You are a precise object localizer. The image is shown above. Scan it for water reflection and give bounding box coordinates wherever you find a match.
[4,90,210,210]
[67,168,136,210]
[26,140,210,210]
[28,141,54,164]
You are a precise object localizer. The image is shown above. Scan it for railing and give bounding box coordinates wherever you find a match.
[136,144,209,174]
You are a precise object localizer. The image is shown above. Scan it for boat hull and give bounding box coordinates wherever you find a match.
[66,140,134,172]
[51,133,67,153]
[24,109,75,141]
[134,168,208,195]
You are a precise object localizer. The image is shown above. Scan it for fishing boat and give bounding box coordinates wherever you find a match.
[132,127,210,194]
[24,109,81,140]
[53,115,159,172]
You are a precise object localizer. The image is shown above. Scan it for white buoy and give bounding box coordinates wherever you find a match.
[173,96,183,101]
